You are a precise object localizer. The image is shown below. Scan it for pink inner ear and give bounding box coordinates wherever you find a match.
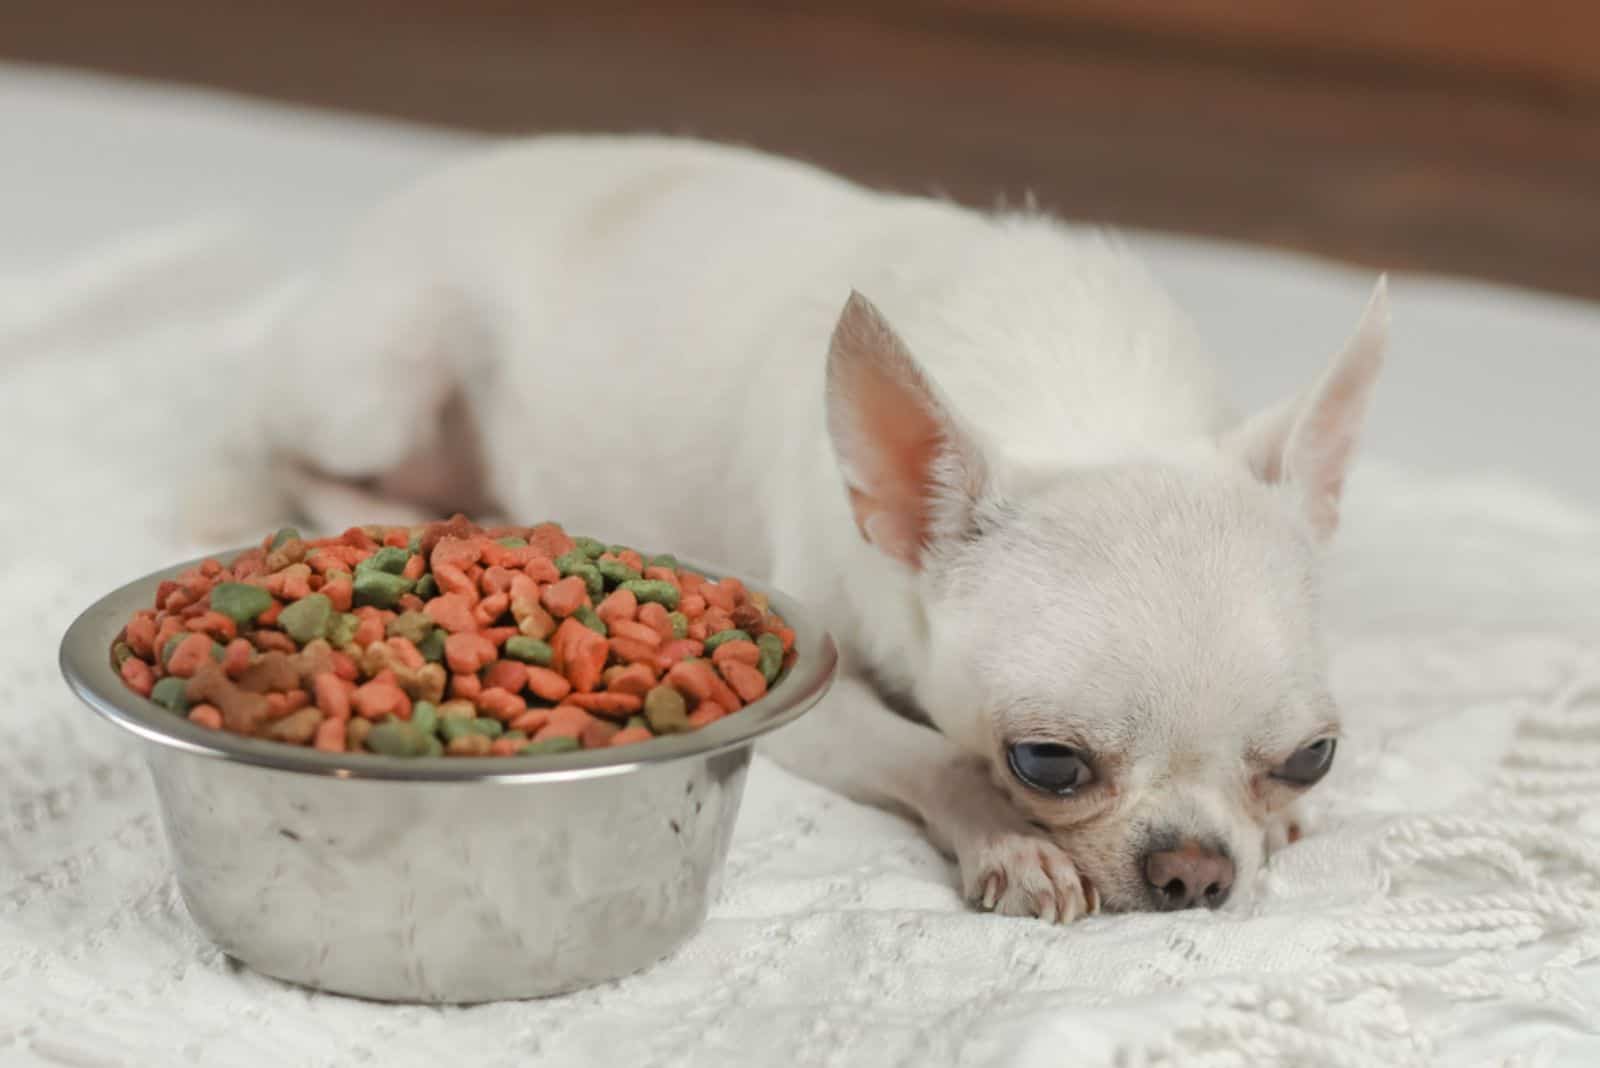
[841,359,947,565]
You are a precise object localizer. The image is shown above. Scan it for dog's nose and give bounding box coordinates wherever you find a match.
[1143,842,1234,910]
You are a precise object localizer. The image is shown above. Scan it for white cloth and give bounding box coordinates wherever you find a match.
[3,66,1600,1068]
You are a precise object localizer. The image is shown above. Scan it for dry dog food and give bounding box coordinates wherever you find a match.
[112,517,797,758]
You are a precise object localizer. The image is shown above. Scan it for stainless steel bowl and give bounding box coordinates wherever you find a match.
[59,551,837,1003]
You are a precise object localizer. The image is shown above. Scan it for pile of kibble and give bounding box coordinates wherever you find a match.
[112,517,796,758]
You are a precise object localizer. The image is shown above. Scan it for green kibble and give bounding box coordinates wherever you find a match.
[607,544,632,556]
[211,641,226,662]
[160,633,187,667]
[503,636,553,665]
[666,612,689,639]
[703,629,751,654]
[644,685,689,734]
[597,559,641,587]
[621,579,679,610]
[555,550,588,575]
[387,610,435,644]
[278,593,333,644]
[519,736,580,756]
[496,536,528,548]
[111,641,134,669]
[353,569,413,609]
[150,675,189,714]
[270,526,302,550]
[503,731,528,744]
[359,546,411,575]
[410,701,438,738]
[625,715,649,732]
[417,628,447,663]
[367,719,429,757]
[573,605,608,636]
[210,582,273,625]
[423,736,444,758]
[328,612,360,648]
[757,633,784,684]
[575,536,606,559]
[647,553,678,571]
[407,531,424,553]
[414,574,439,600]
[441,716,503,742]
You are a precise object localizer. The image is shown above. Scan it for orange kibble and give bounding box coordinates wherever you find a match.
[477,687,527,722]
[702,608,736,635]
[330,650,359,681]
[313,716,347,752]
[701,581,736,613]
[609,726,655,747]
[711,639,761,669]
[568,692,643,718]
[580,718,620,749]
[617,549,645,572]
[165,633,216,678]
[525,665,573,702]
[185,611,238,643]
[596,587,638,625]
[655,639,704,670]
[434,563,477,598]
[509,708,551,735]
[265,692,289,719]
[541,576,589,618]
[188,704,224,730]
[489,737,523,757]
[555,619,608,693]
[125,614,158,658]
[606,662,658,696]
[482,626,518,646]
[636,602,674,641]
[678,593,707,619]
[283,688,311,713]
[687,620,708,642]
[313,672,351,721]
[444,632,498,674]
[353,614,385,647]
[385,636,425,670]
[481,565,516,595]
[221,638,254,678]
[396,593,425,614]
[352,680,410,720]
[524,556,560,584]
[451,672,483,701]
[665,659,717,704]
[534,704,593,740]
[401,553,426,581]
[609,637,660,664]
[707,668,743,712]
[481,659,527,693]
[384,529,410,549]
[474,592,510,627]
[120,657,154,697]
[429,535,482,572]
[527,523,576,559]
[719,660,768,704]
[609,619,662,649]
[642,566,680,587]
[424,593,477,634]
[687,701,727,729]
[322,573,354,612]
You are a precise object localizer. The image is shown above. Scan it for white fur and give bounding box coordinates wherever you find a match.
[201,136,1387,920]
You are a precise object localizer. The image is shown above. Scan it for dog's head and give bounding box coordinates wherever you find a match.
[825,281,1387,913]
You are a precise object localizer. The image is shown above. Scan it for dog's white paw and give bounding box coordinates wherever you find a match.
[961,832,1098,923]
[1264,800,1313,855]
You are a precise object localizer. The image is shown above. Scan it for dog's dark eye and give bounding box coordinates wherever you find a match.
[1006,742,1093,796]
[1272,738,1336,787]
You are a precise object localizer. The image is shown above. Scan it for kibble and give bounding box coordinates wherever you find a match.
[113,517,797,760]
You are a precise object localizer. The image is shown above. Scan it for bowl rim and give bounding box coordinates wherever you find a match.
[60,545,838,784]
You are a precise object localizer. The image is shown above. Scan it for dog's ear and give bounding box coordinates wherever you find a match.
[1224,277,1389,540]
[825,291,989,568]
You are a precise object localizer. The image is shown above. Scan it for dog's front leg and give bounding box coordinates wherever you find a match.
[761,674,1095,922]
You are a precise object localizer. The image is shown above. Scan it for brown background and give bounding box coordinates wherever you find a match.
[7,1,1599,300]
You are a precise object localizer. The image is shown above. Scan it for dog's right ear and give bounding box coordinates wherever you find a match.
[825,291,989,569]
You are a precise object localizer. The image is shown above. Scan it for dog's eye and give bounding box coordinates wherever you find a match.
[1272,738,1336,787]
[1006,742,1093,796]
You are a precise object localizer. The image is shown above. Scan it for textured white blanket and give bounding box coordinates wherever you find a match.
[4,87,1600,1065]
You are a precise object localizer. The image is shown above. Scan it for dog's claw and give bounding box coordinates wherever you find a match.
[980,874,1001,910]
[1082,875,1101,915]
[963,833,1088,922]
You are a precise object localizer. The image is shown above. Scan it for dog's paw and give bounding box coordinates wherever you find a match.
[1264,800,1313,855]
[961,832,1098,923]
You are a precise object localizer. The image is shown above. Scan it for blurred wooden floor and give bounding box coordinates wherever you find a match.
[7,1,1599,302]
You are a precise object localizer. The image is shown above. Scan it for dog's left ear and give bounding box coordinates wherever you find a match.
[825,290,989,569]
[1224,277,1389,540]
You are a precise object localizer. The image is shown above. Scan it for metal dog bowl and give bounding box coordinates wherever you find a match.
[59,550,837,1003]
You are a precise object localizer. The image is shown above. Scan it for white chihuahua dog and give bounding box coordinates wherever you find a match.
[199,136,1386,922]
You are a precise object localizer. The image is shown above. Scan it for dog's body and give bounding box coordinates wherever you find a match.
[204,136,1386,920]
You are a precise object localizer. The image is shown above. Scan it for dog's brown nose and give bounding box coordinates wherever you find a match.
[1143,842,1234,910]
